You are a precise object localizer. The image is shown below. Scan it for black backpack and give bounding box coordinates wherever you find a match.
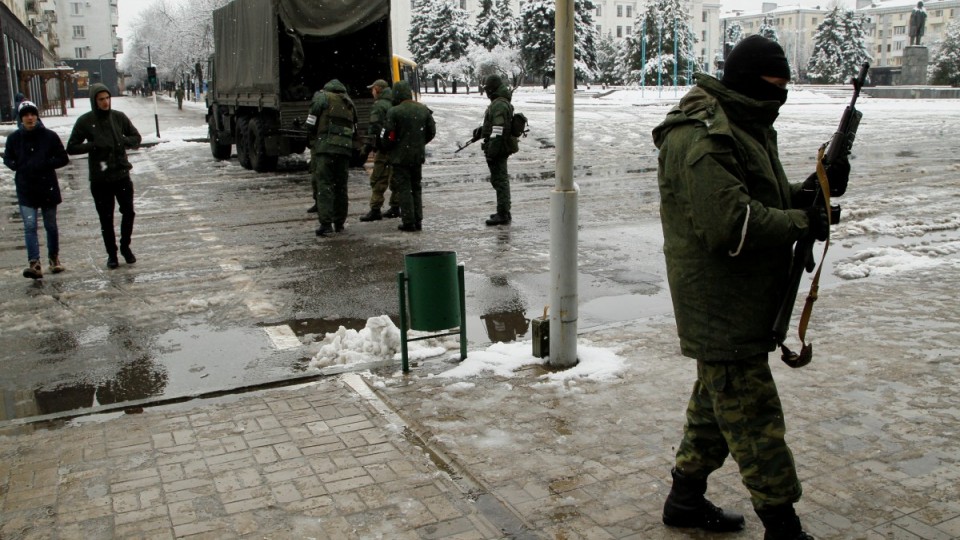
[510,112,528,138]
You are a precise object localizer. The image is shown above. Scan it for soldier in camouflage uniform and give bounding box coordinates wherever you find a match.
[382,80,435,232]
[306,79,357,237]
[476,74,518,226]
[652,36,847,540]
[358,79,400,222]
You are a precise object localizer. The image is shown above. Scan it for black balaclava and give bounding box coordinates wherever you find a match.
[721,35,791,104]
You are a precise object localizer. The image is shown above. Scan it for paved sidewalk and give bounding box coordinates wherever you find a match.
[2,270,959,539]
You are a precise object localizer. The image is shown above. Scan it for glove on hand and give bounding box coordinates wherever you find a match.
[472,126,483,141]
[805,206,830,242]
[803,154,851,197]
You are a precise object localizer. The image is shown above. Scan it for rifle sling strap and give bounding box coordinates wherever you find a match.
[781,144,832,369]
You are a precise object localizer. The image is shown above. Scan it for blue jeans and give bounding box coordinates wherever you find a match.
[20,205,59,262]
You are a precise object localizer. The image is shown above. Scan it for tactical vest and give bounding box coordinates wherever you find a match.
[317,91,355,150]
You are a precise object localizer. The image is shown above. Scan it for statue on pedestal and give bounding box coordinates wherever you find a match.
[909,1,927,46]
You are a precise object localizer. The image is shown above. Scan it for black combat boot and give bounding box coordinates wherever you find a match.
[383,206,401,218]
[307,203,318,213]
[334,221,345,232]
[106,253,120,269]
[316,223,333,237]
[485,213,512,226]
[359,209,382,222]
[398,223,418,232]
[120,246,137,264]
[757,504,814,540]
[662,468,745,533]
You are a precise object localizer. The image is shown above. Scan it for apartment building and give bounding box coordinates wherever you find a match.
[2,0,45,121]
[722,4,827,80]
[55,0,122,95]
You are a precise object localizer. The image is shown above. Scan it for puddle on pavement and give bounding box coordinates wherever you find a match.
[271,317,372,337]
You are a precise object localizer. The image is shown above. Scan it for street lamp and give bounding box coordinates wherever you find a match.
[97,50,116,90]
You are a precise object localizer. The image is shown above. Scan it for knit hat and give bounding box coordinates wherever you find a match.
[722,35,791,103]
[367,79,389,89]
[18,100,39,118]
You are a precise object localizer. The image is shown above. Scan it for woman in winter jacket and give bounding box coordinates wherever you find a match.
[3,101,70,279]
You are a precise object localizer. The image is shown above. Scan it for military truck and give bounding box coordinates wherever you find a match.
[205,0,393,172]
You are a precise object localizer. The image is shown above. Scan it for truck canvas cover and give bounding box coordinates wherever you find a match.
[212,0,390,95]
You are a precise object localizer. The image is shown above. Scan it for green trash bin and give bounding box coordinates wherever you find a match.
[404,251,460,331]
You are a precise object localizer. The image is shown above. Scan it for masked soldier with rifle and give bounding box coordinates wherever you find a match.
[652,36,857,539]
[469,74,518,226]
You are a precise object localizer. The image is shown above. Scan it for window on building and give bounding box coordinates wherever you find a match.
[75,47,87,58]
[887,44,891,52]
[597,24,602,34]
[894,25,906,35]
[878,29,883,38]
[617,26,623,37]
[460,0,466,9]
[812,17,817,24]
[626,26,631,35]
[934,9,941,17]
[596,5,601,16]
[895,41,903,50]
[70,2,82,14]
[877,44,882,52]
[703,11,708,22]
[72,25,85,38]
[626,5,632,17]
[702,30,706,41]
[617,5,623,17]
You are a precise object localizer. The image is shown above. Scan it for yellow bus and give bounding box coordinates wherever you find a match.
[392,55,420,101]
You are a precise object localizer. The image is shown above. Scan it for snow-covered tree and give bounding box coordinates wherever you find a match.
[410,0,475,91]
[475,0,504,51]
[723,21,743,56]
[121,0,231,85]
[496,0,520,48]
[758,16,779,42]
[468,44,525,87]
[623,0,699,85]
[408,0,440,64]
[930,18,960,86]
[807,7,871,84]
[519,0,598,85]
[594,34,624,85]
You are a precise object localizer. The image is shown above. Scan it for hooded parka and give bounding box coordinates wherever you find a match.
[66,83,142,183]
[652,74,811,361]
[3,120,69,208]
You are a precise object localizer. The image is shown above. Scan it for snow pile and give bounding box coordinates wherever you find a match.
[431,340,626,382]
[308,315,454,369]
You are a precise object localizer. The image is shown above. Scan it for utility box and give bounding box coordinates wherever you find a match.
[531,308,549,358]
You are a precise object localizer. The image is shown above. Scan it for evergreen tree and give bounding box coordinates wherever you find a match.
[496,0,519,48]
[475,0,503,51]
[930,18,960,86]
[624,0,699,85]
[595,34,624,85]
[807,7,870,84]
[409,0,440,65]
[758,16,779,42]
[519,0,599,83]
[723,21,743,57]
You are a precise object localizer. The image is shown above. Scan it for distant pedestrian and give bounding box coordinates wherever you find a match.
[66,83,143,269]
[3,101,70,279]
[358,79,400,222]
[476,74,518,226]
[306,79,358,237]
[382,80,435,232]
[175,86,185,109]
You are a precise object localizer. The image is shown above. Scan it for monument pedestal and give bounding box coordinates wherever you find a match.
[901,46,929,85]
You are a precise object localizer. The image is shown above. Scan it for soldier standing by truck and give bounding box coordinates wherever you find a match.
[306,79,357,237]
[359,79,400,222]
[382,80,435,232]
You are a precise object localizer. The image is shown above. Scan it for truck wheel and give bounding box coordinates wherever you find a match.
[236,116,253,169]
[209,118,231,160]
[249,117,278,172]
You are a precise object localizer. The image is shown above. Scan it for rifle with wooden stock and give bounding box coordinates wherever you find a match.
[773,62,870,368]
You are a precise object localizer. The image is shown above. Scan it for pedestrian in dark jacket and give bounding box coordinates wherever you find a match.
[66,83,142,269]
[383,80,435,232]
[651,35,849,540]
[476,75,518,226]
[4,101,70,279]
[306,79,358,237]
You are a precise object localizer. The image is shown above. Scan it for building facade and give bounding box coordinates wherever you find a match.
[55,0,121,95]
[2,0,45,121]
[859,0,960,69]
[722,4,826,80]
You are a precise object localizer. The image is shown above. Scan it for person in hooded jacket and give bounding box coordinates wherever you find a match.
[3,101,70,279]
[382,80,435,232]
[652,36,850,540]
[306,79,357,237]
[67,83,142,269]
[358,79,400,222]
[475,74,518,226]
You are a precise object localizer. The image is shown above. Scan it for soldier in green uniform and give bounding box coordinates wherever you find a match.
[477,75,518,226]
[306,79,357,237]
[382,80,435,232]
[652,36,847,540]
[358,79,400,222]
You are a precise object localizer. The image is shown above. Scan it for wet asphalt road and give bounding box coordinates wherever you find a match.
[0,94,671,422]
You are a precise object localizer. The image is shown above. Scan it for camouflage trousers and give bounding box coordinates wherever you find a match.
[313,154,350,226]
[368,154,398,210]
[675,355,802,510]
[486,158,510,215]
